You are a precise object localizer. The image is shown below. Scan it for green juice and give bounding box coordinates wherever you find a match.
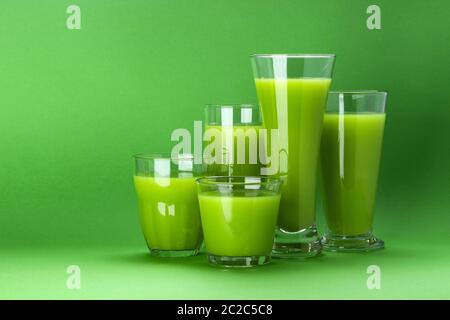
[204,125,263,176]
[320,113,386,236]
[255,78,331,231]
[134,176,203,250]
[198,191,280,256]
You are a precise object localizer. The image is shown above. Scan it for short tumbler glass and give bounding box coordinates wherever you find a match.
[134,153,203,257]
[196,176,282,267]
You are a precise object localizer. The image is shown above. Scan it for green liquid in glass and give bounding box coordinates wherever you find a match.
[204,125,263,176]
[320,113,385,236]
[255,78,331,231]
[198,191,280,256]
[134,176,203,250]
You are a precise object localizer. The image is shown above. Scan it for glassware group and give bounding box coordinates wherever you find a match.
[133,54,388,267]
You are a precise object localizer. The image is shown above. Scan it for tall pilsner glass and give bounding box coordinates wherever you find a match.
[251,54,335,258]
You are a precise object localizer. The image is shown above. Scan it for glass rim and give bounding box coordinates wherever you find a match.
[329,90,388,96]
[133,153,198,161]
[205,103,256,109]
[250,53,336,58]
[196,176,281,187]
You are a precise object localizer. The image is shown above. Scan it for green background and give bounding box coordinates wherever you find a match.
[1,0,449,299]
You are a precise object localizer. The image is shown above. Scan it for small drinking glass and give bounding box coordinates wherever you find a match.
[320,91,387,252]
[196,176,282,267]
[203,104,264,177]
[133,153,203,257]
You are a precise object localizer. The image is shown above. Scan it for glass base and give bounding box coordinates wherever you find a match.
[322,233,384,252]
[150,248,199,257]
[272,226,322,259]
[207,254,270,268]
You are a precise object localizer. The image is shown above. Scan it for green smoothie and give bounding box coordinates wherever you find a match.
[134,176,203,250]
[255,78,331,231]
[320,113,386,236]
[204,124,263,176]
[198,190,280,256]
